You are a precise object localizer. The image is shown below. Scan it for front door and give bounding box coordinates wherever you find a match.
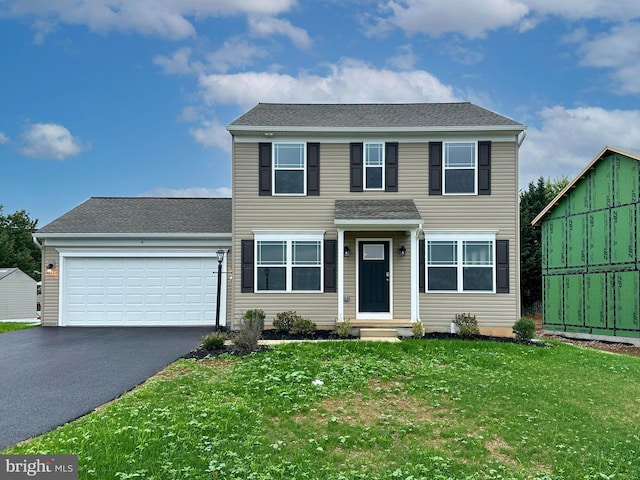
[358,241,390,314]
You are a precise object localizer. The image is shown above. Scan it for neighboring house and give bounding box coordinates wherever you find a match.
[0,268,37,322]
[34,198,231,327]
[532,146,640,343]
[227,103,526,336]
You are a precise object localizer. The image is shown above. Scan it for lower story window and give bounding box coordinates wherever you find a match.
[427,233,495,292]
[256,233,323,292]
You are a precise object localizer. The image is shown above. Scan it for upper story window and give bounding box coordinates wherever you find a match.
[444,142,477,195]
[426,232,495,292]
[364,143,384,190]
[273,143,306,195]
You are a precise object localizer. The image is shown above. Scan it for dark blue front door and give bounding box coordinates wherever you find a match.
[358,241,390,313]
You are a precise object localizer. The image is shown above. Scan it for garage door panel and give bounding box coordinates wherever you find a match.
[62,256,221,326]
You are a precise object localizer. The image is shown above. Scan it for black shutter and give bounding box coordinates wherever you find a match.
[385,142,398,192]
[324,239,337,293]
[478,141,491,195]
[419,239,425,293]
[241,239,254,293]
[307,143,320,196]
[429,142,442,195]
[350,143,363,192]
[496,239,509,293]
[259,143,272,196]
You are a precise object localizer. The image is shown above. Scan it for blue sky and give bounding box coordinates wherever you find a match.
[1,0,640,227]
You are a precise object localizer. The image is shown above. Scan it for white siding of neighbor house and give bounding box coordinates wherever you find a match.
[0,269,37,322]
[232,140,520,333]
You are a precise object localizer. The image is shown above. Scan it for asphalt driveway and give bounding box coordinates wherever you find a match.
[0,326,211,451]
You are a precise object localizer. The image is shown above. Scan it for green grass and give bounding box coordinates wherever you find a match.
[4,339,640,479]
[0,322,38,333]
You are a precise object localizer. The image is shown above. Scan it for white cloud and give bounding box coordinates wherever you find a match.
[154,47,203,75]
[379,0,530,38]
[189,118,231,151]
[0,132,9,144]
[20,123,88,160]
[4,0,297,40]
[373,0,640,39]
[197,59,460,107]
[519,105,640,187]
[386,44,418,70]
[576,22,640,94]
[141,187,232,197]
[248,16,312,49]
[205,39,269,73]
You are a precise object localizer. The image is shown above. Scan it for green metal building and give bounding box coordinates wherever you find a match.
[532,146,640,344]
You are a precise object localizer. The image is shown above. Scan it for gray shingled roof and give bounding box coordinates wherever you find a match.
[229,103,523,129]
[0,268,18,281]
[335,200,423,221]
[36,197,232,235]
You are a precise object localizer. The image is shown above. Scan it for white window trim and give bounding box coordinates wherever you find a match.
[254,231,324,293]
[425,231,496,293]
[442,141,478,196]
[363,142,385,191]
[272,142,307,196]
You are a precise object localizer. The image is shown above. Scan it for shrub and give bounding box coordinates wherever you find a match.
[243,308,265,322]
[201,331,228,351]
[335,318,352,338]
[289,316,317,336]
[453,313,480,339]
[233,310,265,354]
[273,310,297,333]
[513,317,536,341]
[411,320,424,338]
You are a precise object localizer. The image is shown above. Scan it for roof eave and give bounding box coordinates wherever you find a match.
[33,232,232,240]
[334,219,423,230]
[228,125,526,134]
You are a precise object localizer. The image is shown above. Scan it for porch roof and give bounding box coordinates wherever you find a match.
[334,199,423,230]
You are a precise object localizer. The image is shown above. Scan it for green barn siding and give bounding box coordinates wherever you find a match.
[590,155,613,210]
[613,155,639,206]
[587,210,610,265]
[563,274,584,327]
[569,180,590,214]
[567,215,586,267]
[584,273,607,328]
[611,205,635,264]
[542,152,640,339]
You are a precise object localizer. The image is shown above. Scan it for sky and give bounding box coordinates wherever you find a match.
[2,0,640,228]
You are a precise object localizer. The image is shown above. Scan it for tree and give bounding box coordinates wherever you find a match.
[0,206,41,280]
[520,177,569,310]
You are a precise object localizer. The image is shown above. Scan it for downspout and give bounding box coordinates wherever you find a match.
[517,130,527,148]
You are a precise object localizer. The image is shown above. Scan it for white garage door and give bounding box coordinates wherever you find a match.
[61,257,224,326]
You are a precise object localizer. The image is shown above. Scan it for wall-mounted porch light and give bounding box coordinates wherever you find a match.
[399,245,407,257]
[344,245,350,257]
[46,263,55,274]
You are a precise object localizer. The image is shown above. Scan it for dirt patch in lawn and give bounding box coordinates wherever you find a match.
[529,312,640,358]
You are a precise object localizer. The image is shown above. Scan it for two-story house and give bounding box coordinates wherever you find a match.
[228,103,526,336]
[34,102,525,336]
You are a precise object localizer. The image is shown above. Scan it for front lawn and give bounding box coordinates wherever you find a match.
[0,322,38,333]
[5,339,640,479]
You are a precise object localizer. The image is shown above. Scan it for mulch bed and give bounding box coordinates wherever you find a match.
[181,330,549,361]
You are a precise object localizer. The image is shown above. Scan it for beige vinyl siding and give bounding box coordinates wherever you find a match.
[419,141,519,332]
[41,245,60,326]
[232,140,519,332]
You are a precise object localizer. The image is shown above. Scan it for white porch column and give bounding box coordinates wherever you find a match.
[410,226,421,322]
[337,228,344,321]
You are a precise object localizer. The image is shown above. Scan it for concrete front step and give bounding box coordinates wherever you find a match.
[359,328,401,342]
